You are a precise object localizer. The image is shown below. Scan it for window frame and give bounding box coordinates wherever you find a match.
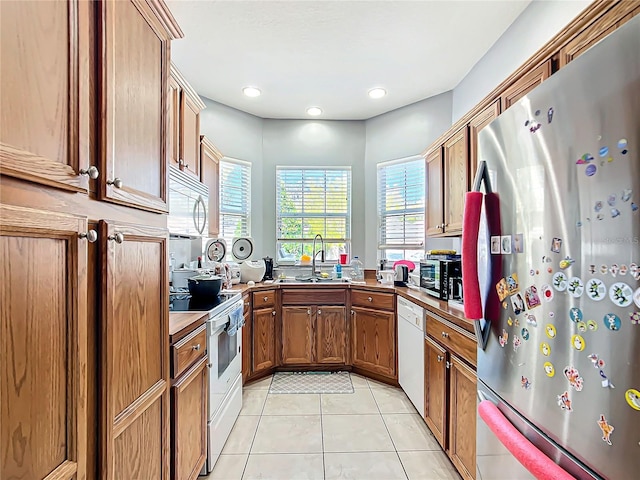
[219,157,251,251]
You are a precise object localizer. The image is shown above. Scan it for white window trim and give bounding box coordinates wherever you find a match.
[219,157,251,247]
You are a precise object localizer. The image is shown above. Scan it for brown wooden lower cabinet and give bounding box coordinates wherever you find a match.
[424,334,477,480]
[171,356,208,480]
[252,307,277,373]
[281,305,347,366]
[351,306,396,379]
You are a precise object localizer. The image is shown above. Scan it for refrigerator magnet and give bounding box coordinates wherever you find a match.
[490,236,501,254]
[589,264,596,274]
[601,264,609,275]
[619,264,628,276]
[599,146,609,157]
[594,200,603,212]
[609,282,633,307]
[586,278,606,301]
[608,193,617,206]
[550,237,562,253]
[577,321,587,333]
[557,391,573,412]
[633,287,640,308]
[501,235,512,254]
[547,107,554,123]
[552,272,568,291]
[506,273,519,294]
[567,277,584,298]
[610,264,619,277]
[540,342,552,356]
[597,415,614,445]
[587,320,598,331]
[507,317,514,326]
[496,278,508,301]
[499,329,508,347]
[525,313,537,327]
[544,362,555,377]
[510,293,526,315]
[559,257,575,269]
[576,153,593,165]
[513,335,522,352]
[545,324,557,339]
[541,284,554,302]
[603,313,622,331]
[617,138,628,153]
[621,188,632,202]
[563,366,584,392]
[632,202,639,212]
[611,208,621,218]
[629,311,640,325]
[524,285,541,309]
[569,307,583,323]
[521,376,532,390]
[521,328,530,340]
[585,164,597,176]
[512,234,524,253]
[625,389,640,411]
[571,334,586,351]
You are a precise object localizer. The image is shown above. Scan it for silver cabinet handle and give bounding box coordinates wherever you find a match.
[107,232,124,244]
[264,296,268,302]
[106,177,123,188]
[207,363,213,368]
[79,165,99,179]
[446,361,451,369]
[272,311,276,316]
[351,310,355,315]
[367,296,373,302]
[441,332,449,338]
[318,309,322,315]
[78,229,98,243]
[245,302,250,307]
[192,344,201,351]
[307,309,312,315]
[437,355,443,362]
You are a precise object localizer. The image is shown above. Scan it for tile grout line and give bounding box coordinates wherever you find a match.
[320,390,326,480]
[240,377,271,480]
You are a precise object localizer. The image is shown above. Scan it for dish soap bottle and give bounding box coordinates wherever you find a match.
[334,263,342,279]
[350,256,363,281]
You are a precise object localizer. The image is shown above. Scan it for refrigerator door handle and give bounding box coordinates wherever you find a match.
[478,400,576,480]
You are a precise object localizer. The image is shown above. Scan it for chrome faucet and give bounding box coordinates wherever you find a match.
[312,234,325,277]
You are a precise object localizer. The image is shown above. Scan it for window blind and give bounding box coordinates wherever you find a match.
[276,167,351,261]
[377,156,425,250]
[219,158,251,249]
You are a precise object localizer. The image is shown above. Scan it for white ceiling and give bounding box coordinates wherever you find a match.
[167,0,532,120]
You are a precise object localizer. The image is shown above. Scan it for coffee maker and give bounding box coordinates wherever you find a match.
[262,256,274,280]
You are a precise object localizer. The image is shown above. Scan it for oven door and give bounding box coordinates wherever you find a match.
[207,322,242,417]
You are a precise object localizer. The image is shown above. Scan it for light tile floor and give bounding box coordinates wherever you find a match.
[203,374,461,480]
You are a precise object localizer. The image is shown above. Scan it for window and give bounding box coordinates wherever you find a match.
[276,167,351,261]
[377,156,425,261]
[219,158,251,252]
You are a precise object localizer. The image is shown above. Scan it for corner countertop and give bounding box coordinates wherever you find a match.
[169,311,209,342]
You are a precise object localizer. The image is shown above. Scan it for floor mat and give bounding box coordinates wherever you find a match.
[269,371,354,394]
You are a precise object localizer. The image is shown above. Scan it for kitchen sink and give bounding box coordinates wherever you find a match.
[275,276,350,284]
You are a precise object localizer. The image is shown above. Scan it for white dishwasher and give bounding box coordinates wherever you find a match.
[397,296,425,415]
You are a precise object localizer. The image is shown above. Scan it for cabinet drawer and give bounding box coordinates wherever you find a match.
[426,315,476,367]
[282,289,346,305]
[351,290,395,311]
[172,323,207,378]
[253,290,276,308]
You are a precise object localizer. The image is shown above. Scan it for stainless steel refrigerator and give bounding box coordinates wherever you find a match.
[469,16,640,480]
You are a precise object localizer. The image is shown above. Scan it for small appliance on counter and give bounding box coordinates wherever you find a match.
[240,260,265,283]
[420,254,461,300]
[226,262,241,285]
[262,256,274,281]
[394,264,409,287]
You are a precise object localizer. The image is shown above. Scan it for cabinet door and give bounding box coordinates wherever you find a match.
[99,0,172,213]
[253,308,277,373]
[468,100,500,184]
[168,75,181,169]
[558,2,637,68]
[281,306,314,365]
[449,355,477,480]
[424,336,447,449]
[316,306,347,364]
[201,136,222,237]
[443,127,468,235]
[100,221,170,480]
[180,93,202,179]
[0,0,91,192]
[426,148,444,237]
[351,307,396,378]
[501,61,551,112]
[1,205,88,480]
[171,357,208,480]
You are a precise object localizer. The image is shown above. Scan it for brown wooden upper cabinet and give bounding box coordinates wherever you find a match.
[99,0,183,213]
[1,204,88,480]
[0,0,92,192]
[443,127,468,235]
[200,136,222,237]
[500,60,551,112]
[558,1,639,68]
[468,100,500,184]
[170,64,206,180]
[100,220,170,480]
[425,148,444,237]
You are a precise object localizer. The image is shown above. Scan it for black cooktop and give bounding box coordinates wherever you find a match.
[169,292,239,312]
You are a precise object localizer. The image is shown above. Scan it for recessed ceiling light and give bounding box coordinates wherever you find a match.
[242,86,261,97]
[368,88,387,99]
[306,107,322,116]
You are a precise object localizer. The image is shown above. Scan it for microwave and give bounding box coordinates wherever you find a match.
[420,258,461,300]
